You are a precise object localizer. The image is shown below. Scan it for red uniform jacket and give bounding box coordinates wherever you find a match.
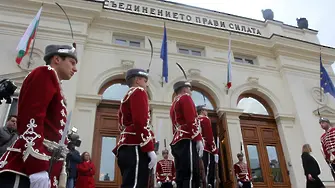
[0,65,68,187]
[170,93,202,145]
[198,115,218,154]
[156,159,176,183]
[321,127,335,162]
[76,161,96,188]
[234,162,252,182]
[112,87,155,155]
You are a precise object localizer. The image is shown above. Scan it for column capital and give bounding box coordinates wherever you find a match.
[216,107,244,119]
[149,101,171,110]
[275,113,295,122]
[76,94,102,106]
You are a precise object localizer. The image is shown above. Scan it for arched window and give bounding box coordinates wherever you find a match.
[171,86,216,110]
[191,90,214,110]
[237,94,272,116]
[99,79,151,101]
[102,83,129,101]
[238,94,290,187]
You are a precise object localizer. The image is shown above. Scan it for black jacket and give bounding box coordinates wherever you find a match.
[66,149,81,178]
[301,152,321,177]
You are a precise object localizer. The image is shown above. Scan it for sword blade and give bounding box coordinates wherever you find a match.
[59,111,72,146]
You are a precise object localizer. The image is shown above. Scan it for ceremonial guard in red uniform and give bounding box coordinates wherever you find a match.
[320,117,335,180]
[112,68,157,188]
[234,153,252,188]
[0,44,78,188]
[196,105,219,187]
[170,80,204,188]
[156,147,176,188]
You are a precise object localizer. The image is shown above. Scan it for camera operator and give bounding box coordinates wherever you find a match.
[66,142,81,188]
[0,115,18,157]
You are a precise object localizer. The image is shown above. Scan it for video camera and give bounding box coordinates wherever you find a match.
[0,79,17,105]
[67,127,81,147]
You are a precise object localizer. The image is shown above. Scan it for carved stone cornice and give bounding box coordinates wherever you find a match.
[188,69,201,77]
[216,107,243,119]
[121,60,134,69]
[275,113,296,128]
[149,101,171,111]
[313,106,335,122]
[76,94,102,105]
[0,71,29,89]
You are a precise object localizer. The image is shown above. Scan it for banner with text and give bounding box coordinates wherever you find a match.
[95,0,262,36]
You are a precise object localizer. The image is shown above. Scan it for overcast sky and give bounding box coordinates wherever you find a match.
[170,0,334,48]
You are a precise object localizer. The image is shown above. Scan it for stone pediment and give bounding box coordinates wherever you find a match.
[313,106,335,120]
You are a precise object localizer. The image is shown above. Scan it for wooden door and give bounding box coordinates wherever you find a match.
[213,112,235,188]
[92,100,122,188]
[240,115,291,188]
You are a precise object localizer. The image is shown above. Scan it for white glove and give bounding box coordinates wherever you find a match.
[238,181,243,187]
[251,182,254,188]
[172,180,176,187]
[148,151,157,169]
[29,171,50,188]
[214,154,219,163]
[157,181,162,187]
[196,141,204,157]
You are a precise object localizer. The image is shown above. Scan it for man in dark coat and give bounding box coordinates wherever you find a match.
[66,142,81,188]
[0,115,18,157]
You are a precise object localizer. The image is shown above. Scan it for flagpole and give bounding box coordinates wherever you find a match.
[28,3,43,69]
[320,48,323,104]
[160,22,168,88]
[318,48,323,118]
[162,22,165,88]
[226,32,232,95]
[161,76,164,87]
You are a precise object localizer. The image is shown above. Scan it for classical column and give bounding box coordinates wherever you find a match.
[150,101,172,158]
[275,113,316,188]
[72,94,101,154]
[150,101,172,188]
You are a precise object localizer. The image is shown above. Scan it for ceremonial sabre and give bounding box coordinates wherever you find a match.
[48,111,72,176]
[320,148,335,175]
[146,38,154,73]
[55,2,76,49]
[60,111,72,146]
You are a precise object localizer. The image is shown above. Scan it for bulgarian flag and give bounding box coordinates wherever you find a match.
[16,6,43,65]
[226,33,232,89]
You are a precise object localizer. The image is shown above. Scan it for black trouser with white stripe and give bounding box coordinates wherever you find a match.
[0,172,30,188]
[171,139,200,188]
[117,145,150,188]
[202,151,215,187]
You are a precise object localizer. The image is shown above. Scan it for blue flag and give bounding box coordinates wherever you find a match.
[160,23,168,83]
[320,54,335,98]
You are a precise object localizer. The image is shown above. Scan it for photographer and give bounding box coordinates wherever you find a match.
[0,115,18,157]
[66,142,81,188]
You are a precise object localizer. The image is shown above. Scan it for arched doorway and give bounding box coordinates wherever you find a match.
[237,93,291,188]
[92,79,153,188]
[172,86,233,188]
